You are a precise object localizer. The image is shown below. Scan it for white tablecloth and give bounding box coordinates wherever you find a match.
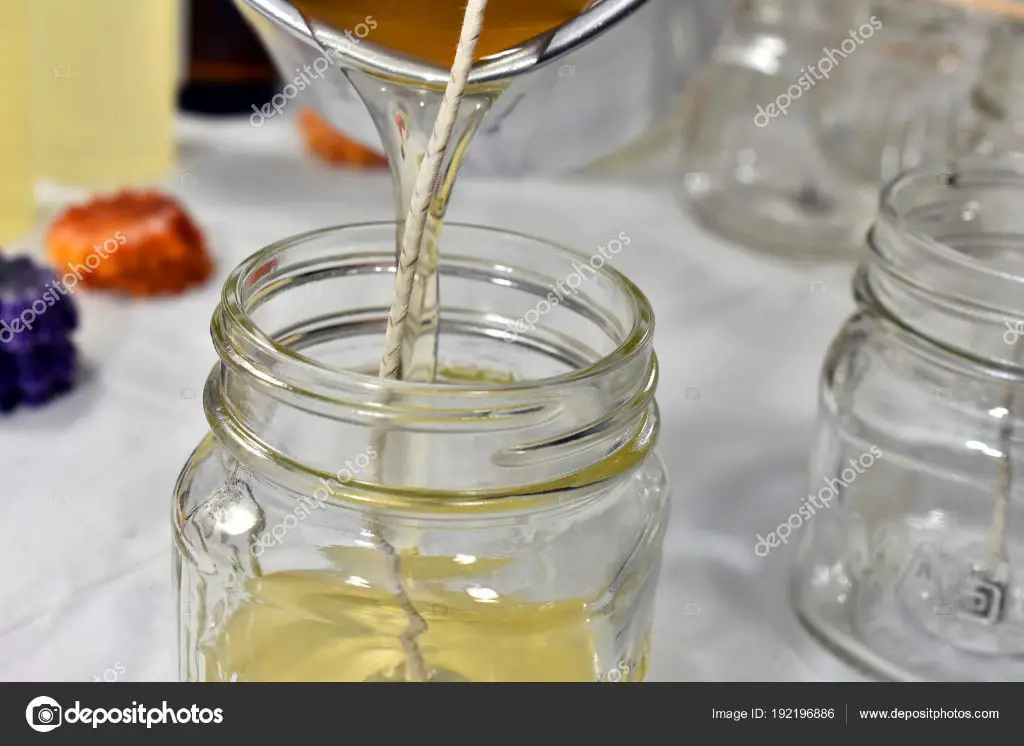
[0,116,866,682]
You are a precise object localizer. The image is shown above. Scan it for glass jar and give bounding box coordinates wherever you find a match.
[962,20,1024,157]
[679,0,872,260]
[793,155,1024,681]
[813,0,989,190]
[173,223,669,682]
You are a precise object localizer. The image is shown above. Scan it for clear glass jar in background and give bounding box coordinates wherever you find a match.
[174,224,670,682]
[793,155,1024,681]
[30,0,180,191]
[813,0,991,191]
[580,0,729,181]
[0,0,35,243]
[679,0,874,261]
[962,19,1024,157]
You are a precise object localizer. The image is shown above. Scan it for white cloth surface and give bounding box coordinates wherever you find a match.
[0,116,867,682]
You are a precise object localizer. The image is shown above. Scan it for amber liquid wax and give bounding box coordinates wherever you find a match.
[292,0,593,66]
[201,569,649,682]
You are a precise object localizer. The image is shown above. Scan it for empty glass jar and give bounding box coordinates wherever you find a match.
[173,223,670,682]
[814,0,989,190]
[962,19,1024,157]
[793,155,1024,681]
[680,0,871,260]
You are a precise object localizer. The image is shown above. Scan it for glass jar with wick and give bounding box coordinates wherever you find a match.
[678,0,872,261]
[173,223,669,682]
[792,155,1024,681]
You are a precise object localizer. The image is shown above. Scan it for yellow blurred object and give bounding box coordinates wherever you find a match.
[30,0,179,188]
[0,0,35,242]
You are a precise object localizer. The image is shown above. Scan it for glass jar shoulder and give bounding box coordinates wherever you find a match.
[173,430,671,582]
[819,310,1018,481]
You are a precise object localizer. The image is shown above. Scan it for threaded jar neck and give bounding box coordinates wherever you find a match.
[206,222,658,505]
[863,155,1024,371]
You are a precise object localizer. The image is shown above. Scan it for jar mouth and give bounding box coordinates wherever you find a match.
[876,155,1024,307]
[868,155,1024,368]
[219,222,654,399]
[208,222,659,497]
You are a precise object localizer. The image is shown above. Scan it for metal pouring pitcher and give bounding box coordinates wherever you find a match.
[233,0,716,174]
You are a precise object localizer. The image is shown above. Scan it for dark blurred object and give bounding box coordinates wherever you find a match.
[179,0,279,115]
[0,254,77,413]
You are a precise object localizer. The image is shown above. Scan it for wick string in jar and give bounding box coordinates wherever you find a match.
[990,385,1012,567]
[364,0,490,682]
[989,339,1021,570]
[377,0,489,381]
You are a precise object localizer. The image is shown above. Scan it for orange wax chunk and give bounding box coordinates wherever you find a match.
[297,107,387,168]
[47,191,213,297]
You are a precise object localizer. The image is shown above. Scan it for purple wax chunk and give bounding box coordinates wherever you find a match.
[0,389,20,413]
[21,381,54,406]
[0,253,79,413]
[0,352,15,386]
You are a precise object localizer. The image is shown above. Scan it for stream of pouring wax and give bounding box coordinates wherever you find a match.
[295,0,593,382]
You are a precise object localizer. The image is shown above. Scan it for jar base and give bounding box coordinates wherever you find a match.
[681,181,872,262]
[364,663,471,682]
[795,538,1024,681]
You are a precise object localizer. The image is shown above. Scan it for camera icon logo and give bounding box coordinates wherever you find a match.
[26,696,62,733]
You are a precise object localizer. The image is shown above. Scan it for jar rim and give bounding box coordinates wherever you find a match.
[877,154,1024,294]
[219,221,655,399]
[208,221,659,499]
[868,155,1024,369]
